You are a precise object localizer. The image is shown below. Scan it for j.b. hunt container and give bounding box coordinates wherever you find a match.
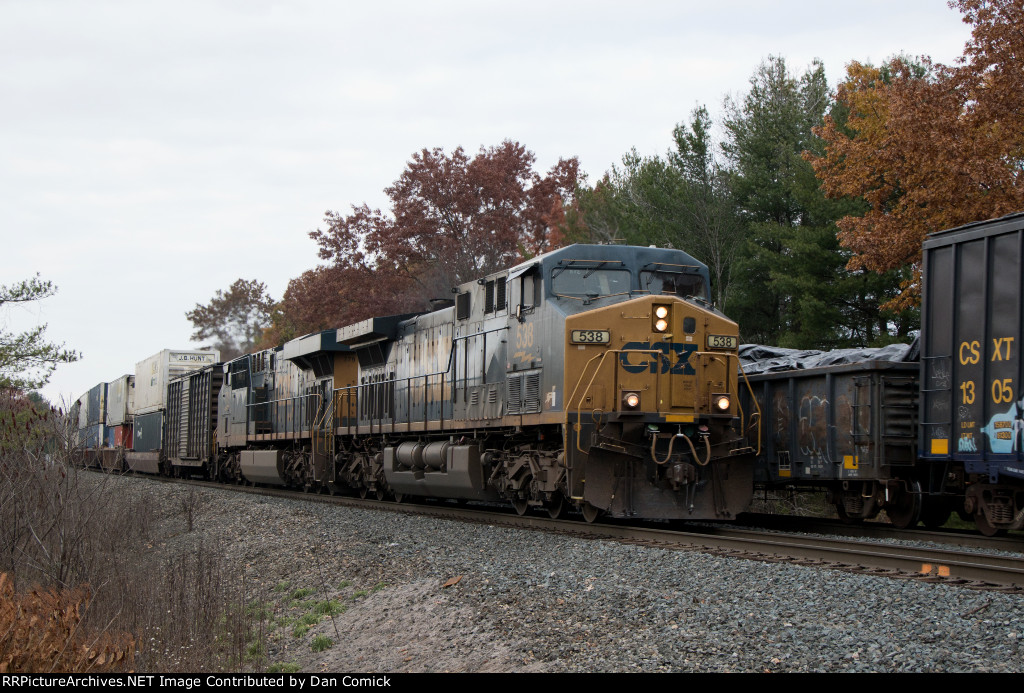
[133,349,220,414]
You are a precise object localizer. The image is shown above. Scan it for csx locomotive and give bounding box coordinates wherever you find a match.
[76,244,757,522]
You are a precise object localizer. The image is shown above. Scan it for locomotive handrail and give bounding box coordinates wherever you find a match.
[245,392,323,439]
[551,290,634,303]
[329,325,510,432]
[737,362,762,457]
[701,351,761,458]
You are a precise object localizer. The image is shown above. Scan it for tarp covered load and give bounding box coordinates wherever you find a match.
[738,340,917,375]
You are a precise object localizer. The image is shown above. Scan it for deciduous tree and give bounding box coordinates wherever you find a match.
[186,279,274,361]
[290,141,579,334]
[809,0,1024,308]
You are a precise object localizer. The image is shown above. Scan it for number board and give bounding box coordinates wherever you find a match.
[570,330,611,344]
[707,334,737,350]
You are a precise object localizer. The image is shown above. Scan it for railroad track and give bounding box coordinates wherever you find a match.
[142,472,1024,593]
[736,512,1024,553]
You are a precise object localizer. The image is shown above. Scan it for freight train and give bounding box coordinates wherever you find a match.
[71,244,757,522]
[70,213,1024,535]
[740,212,1024,535]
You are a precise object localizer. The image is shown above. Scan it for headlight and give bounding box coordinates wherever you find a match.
[622,392,641,410]
[713,394,731,412]
[653,305,670,332]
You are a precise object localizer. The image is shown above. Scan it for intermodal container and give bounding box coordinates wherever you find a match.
[134,348,220,414]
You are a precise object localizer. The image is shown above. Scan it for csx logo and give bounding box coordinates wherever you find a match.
[619,342,697,375]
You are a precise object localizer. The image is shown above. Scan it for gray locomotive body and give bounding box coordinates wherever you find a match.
[143,243,755,522]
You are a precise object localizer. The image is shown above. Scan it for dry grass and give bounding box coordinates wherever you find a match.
[0,391,262,672]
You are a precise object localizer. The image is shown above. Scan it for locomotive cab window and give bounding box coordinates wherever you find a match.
[509,265,541,320]
[551,267,631,300]
[519,272,539,308]
[640,270,708,301]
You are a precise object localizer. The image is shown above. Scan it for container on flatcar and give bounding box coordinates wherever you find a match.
[742,359,921,524]
[79,422,105,449]
[128,410,164,474]
[920,211,1024,533]
[133,349,220,415]
[105,374,134,426]
[84,382,107,426]
[72,384,106,464]
[106,425,132,448]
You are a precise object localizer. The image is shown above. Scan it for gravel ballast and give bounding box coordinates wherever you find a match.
[100,473,1024,673]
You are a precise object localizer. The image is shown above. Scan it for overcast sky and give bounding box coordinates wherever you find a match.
[1,0,974,405]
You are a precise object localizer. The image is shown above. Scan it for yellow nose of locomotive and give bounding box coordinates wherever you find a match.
[564,294,740,421]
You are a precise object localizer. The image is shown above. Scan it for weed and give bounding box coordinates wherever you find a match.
[291,611,320,638]
[289,587,315,601]
[298,612,321,626]
[274,580,291,593]
[313,599,345,616]
[311,635,334,652]
[267,662,302,674]
[246,639,266,661]
[247,601,273,620]
[180,489,204,532]
[0,411,256,673]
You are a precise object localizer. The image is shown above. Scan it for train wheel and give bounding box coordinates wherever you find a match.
[974,511,1006,537]
[358,486,368,499]
[546,493,566,520]
[393,492,405,503]
[886,480,922,529]
[375,486,385,501]
[834,502,864,525]
[581,502,602,524]
[511,498,529,516]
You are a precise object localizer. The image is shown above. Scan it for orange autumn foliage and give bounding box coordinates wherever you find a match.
[808,0,1024,309]
[0,573,136,673]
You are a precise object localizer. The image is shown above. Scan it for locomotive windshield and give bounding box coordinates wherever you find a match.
[550,266,632,299]
[640,269,708,301]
